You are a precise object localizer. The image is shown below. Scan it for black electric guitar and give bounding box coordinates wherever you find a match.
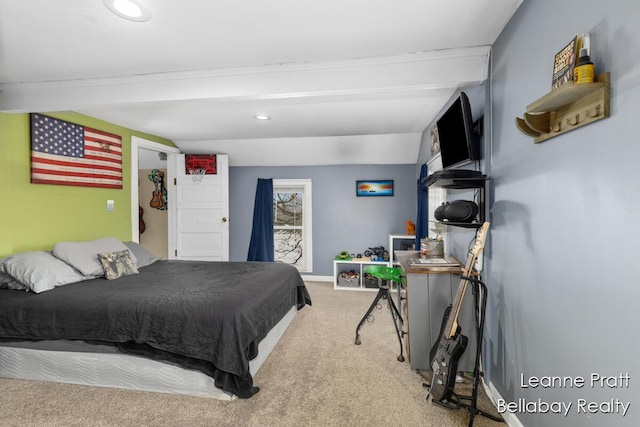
[428,222,490,403]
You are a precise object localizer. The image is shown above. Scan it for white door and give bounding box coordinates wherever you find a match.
[169,154,229,261]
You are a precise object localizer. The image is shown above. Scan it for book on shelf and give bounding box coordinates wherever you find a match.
[551,34,590,90]
[552,36,578,90]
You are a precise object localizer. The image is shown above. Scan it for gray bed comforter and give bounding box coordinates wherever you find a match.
[0,260,311,398]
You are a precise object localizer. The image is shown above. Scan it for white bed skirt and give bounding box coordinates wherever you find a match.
[0,305,297,400]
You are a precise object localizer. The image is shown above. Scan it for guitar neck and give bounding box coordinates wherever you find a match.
[443,222,489,339]
[444,255,476,339]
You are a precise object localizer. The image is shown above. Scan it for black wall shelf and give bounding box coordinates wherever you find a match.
[424,170,487,228]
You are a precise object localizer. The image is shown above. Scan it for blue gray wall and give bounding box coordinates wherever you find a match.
[486,1,639,426]
[229,164,417,276]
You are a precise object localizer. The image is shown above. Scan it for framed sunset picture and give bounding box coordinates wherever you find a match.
[356,180,394,197]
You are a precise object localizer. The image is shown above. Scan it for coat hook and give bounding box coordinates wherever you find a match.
[586,105,601,118]
[552,121,562,132]
[566,114,580,126]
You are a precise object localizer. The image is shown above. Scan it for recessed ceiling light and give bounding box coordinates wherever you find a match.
[253,115,271,120]
[103,0,151,22]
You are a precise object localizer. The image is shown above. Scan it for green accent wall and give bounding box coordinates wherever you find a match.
[0,111,175,257]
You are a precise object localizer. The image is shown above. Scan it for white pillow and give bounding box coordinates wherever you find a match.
[0,251,88,293]
[123,241,159,268]
[53,237,137,277]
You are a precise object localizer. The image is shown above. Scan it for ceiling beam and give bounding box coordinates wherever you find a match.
[0,46,490,113]
[176,133,423,167]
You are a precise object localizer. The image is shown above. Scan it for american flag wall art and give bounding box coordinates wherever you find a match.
[30,113,123,189]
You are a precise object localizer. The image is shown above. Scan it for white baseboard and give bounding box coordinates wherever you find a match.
[483,380,524,427]
[301,275,333,282]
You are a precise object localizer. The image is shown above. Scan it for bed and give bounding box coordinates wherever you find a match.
[0,240,311,400]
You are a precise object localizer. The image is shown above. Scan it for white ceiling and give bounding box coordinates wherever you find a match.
[0,0,522,166]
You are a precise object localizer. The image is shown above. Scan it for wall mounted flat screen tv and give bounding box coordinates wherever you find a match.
[436,92,479,170]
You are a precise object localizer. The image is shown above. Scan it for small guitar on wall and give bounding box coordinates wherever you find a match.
[428,222,490,404]
[148,169,167,210]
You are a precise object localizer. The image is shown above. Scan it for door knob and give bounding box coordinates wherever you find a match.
[222,217,228,223]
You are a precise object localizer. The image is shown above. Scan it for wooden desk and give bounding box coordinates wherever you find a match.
[396,251,477,373]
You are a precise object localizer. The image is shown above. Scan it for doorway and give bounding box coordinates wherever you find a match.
[131,136,180,259]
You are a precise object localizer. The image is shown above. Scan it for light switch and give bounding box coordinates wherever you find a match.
[107,200,115,211]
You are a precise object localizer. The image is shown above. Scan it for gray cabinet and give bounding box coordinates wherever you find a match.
[404,270,478,373]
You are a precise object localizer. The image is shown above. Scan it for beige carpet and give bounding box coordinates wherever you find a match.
[0,281,503,427]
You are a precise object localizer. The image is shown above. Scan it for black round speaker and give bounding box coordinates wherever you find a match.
[434,200,479,223]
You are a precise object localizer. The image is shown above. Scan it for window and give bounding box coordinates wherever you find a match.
[273,179,313,273]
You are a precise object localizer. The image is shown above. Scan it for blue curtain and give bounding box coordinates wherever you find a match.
[247,178,274,262]
[415,164,429,250]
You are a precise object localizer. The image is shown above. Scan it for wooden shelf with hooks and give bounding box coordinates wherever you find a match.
[515,72,610,143]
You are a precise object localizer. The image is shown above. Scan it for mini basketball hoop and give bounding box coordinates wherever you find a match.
[188,168,206,183]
